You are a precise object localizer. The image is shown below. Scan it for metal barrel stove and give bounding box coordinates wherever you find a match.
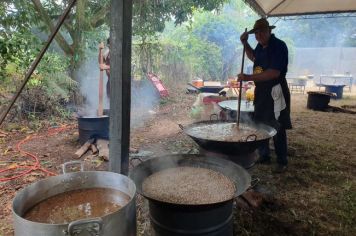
[149,199,234,236]
[77,116,109,144]
[130,154,251,236]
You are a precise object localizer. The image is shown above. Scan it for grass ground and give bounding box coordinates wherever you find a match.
[233,91,356,236]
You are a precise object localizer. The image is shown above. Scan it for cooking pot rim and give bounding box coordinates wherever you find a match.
[130,154,251,206]
[143,195,234,207]
[182,120,276,143]
[12,170,136,226]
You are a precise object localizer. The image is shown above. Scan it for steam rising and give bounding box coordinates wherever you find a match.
[77,59,160,128]
[77,59,108,117]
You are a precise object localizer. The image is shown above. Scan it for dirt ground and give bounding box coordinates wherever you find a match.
[0,84,355,236]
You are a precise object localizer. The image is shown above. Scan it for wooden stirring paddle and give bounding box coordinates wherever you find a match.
[237,28,247,128]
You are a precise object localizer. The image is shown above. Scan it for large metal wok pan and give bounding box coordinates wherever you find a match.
[180,120,277,155]
[129,154,251,203]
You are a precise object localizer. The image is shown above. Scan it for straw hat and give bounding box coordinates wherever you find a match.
[248,18,276,34]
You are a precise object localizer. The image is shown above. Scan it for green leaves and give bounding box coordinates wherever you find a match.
[0,30,40,80]
[149,2,256,82]
[132,0,227,36]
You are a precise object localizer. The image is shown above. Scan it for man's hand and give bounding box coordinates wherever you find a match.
[100,63,110,70]
[240,32,249,45]
[99,42,105,50]
[237,73,250,82]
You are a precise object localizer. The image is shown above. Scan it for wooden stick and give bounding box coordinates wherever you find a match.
[97,46,104,116]
[327,105,356,114]
[97,139,109,161]
[75,138,94,158]
[241,190,264,208]
[237,28,247,128]
[90,144,99,154]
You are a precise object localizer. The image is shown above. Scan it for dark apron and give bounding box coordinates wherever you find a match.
[253,46,292,130]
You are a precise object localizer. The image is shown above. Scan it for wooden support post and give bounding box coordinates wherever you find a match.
[109,0,132,175]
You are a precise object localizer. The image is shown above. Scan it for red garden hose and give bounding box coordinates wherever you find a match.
[0,124,75,182]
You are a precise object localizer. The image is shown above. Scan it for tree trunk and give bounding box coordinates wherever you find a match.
[71,0,86,71]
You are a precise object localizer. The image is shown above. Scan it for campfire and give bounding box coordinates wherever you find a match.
[74,138,109,160]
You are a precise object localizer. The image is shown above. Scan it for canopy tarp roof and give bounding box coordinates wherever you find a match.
[243,0,356,17]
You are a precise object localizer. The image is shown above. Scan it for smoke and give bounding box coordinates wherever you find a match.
[271,17,356,79]
[131,79,160,128]
[76,58,160,126]
[274,17,356,48]
[77,58,109,117]
[287,47,356,80]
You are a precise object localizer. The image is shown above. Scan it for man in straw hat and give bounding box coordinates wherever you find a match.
[238,18,292,173]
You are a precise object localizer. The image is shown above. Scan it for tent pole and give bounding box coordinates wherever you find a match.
[267,0,287,17]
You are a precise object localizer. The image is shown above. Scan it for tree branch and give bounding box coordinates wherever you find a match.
[31,0,74,56]
[50,0,75,39]
[90,6,110,28]
[63,21,75,40]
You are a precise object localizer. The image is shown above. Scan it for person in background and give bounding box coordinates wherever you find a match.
[238,18,292,173]
[98,38,110,98]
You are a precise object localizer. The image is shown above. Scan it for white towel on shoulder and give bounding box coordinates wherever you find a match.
[271,84,286,120]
